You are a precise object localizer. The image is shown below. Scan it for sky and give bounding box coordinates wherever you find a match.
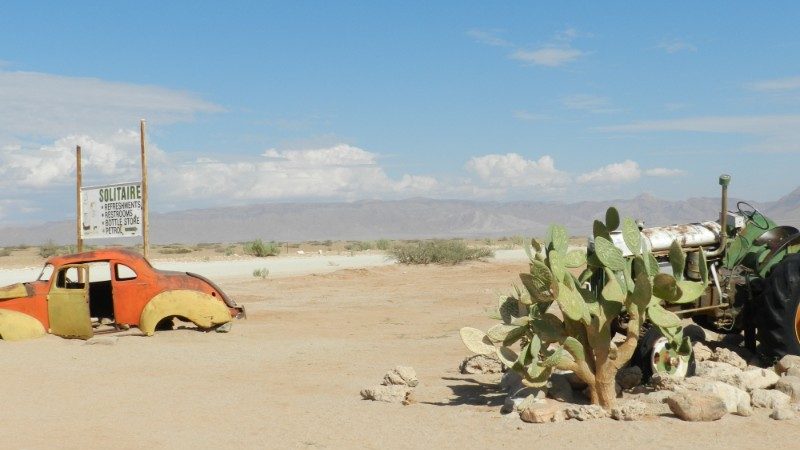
[1,1,799,224]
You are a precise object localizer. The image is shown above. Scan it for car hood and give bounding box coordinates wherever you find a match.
[0,283,32,300]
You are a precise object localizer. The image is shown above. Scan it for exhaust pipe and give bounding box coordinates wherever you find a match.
[707,174,730,257]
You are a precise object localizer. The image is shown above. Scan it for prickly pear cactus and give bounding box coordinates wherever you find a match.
[460,207,708,409]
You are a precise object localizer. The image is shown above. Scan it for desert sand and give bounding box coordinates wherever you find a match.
[2,253,800,449]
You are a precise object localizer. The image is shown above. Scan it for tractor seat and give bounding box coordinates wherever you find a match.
[754,225,800,250]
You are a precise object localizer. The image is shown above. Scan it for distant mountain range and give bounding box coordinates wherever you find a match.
[2,187,800,246]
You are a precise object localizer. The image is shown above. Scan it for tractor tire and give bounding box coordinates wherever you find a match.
[758,253,800,361]
[632,325,703,382]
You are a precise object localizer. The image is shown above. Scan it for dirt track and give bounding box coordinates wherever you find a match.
[2,261,800,449]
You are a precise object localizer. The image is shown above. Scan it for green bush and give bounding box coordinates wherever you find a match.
[244,239,280,257]
[0,248,11,257]
[252,267,269,279]
[39,240,60,258]
[375,239,391,250]
[158,247,193,255]
[390,240,494,265]
[345,241,373,251]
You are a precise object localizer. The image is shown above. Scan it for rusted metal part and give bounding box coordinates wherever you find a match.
[641,221,722,253]
[0,283,30,300]
[707,174,730,257]
[0,249,243,341]
[139,289,232,336]
[674,304,727,316]
[0,309,46,341]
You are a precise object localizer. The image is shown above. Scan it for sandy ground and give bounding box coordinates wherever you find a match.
[2,255,800,449]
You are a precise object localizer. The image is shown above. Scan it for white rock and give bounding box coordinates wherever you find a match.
[729,368,780,392]
[710,347,748,370]
[360,385,411,403]
[693,342,713,362]
[382,366,418,387]
[771,407,795,420]
[751,389,791,409]
[698,381,750,415]
[775,355,800,375]
[564,404,608,421]
[775,375,800,404]
[695,361,742,382]
[610,400,647,421]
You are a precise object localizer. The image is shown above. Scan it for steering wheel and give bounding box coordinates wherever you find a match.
[737,201,770,230]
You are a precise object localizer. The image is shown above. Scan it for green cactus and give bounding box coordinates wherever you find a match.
[460,207,708,409]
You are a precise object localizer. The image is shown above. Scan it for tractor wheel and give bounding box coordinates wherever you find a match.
[632,325,703,382]
[758,253,800,360]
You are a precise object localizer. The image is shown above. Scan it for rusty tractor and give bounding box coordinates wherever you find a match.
[587,174,800,378]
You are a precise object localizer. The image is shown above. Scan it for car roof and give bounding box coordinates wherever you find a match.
[45,248,151,267]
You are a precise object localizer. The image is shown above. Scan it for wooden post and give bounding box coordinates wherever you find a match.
[76,145,84,253]
[140,119,150,260]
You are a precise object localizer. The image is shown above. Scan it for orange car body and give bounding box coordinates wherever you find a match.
[0,249,244,340]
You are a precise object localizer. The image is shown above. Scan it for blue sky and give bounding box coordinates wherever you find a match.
[1,1,799,223]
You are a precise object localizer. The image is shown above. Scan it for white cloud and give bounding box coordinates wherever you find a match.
[598,115,800,134]
[645,168,686,177]
[510,47,584,67]
[163,144,440,201]
[471,27,587,68]
[0,70,223,138]
[465,153,569,188]
[467,29,511,47]
[577,160,641,184]
[562,94,617,113]
[0,130,165,190]
[748,76,800,92]
[658,39,697,54]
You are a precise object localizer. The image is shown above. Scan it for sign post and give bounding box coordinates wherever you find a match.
[76,145,84,253]
[76,120,150,259]
[140,119,149,260]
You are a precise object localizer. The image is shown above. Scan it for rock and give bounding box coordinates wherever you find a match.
[775,376,800,404]
[564,404,608,421]
[610,400,647,421]
[710,347,748,370]
[695,361,742,382]
[519,399,564,423]
[771,407,795,420]
[360,385,411,403]
[787,367,800,379]
[83,336,118,346]
[750,389,790,409]
[737,398,754,417]
[698,381,750,415]
[693,342,713,362]
[616,366,643,390]
[650,373,688,391]
[382,366,418,387]
[402,391,417,405]
[666,392,728,422]
[459,354,502,374]
[729,368,780,392]
[775,355,800,375]
[630,389,673,404]
[501,393,547,414]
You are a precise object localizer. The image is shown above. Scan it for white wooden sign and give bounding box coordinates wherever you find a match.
[80,181,143,239]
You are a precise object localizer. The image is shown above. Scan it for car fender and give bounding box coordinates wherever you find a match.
[0,309,46,341]
[139,289,232,336]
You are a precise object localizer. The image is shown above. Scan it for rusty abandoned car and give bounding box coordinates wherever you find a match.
[0,249,245,340]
